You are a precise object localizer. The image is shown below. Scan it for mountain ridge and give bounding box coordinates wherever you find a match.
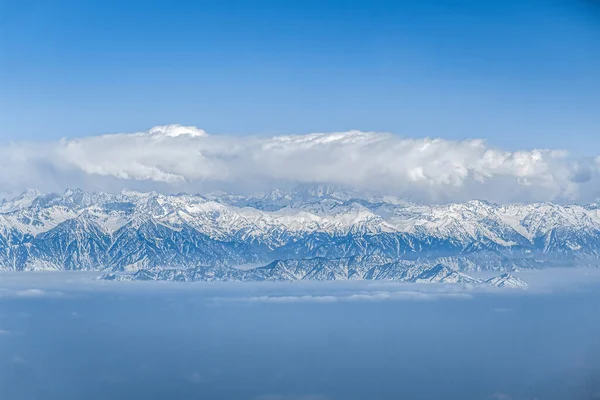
[0,187,599,273]
[100,260,526,288]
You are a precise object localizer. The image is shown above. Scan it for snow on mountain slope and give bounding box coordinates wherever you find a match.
[485,273,528,289]
[100,260,516,287]
[1,188,600,272]
[0,189,42,213]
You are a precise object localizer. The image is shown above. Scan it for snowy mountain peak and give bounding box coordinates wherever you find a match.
[413,264,479,284]
[100,260,526,287]
[290,184,353,201]
[485,273,528,289]
[0,188,42,213]
[1,188,600,272]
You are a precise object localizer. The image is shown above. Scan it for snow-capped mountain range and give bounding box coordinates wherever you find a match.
[100,262,528,289]
[0,186,599,278]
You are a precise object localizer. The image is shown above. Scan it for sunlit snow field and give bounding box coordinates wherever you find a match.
[2,269,600,400]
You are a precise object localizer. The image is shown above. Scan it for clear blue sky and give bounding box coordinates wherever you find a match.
[0,0,599,154]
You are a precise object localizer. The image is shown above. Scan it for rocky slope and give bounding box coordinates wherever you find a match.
[100,260,525,288]
[0,187,598,274]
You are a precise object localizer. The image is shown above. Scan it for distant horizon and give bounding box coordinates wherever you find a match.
[4,182,600,207]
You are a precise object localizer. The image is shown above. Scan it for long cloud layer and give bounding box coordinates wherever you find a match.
[1,124,599,203]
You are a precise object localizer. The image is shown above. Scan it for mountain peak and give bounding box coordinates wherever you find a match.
[485,273,528,289]
[0,188,43,213]
[1,188,600,273]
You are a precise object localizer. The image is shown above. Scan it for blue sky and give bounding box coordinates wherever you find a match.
[1,0,598,154]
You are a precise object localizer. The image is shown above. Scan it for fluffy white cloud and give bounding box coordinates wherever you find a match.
[1,124,599,203]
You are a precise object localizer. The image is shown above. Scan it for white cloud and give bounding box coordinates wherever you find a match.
[219,290,472,304]
[0,288,65,298]
[14,288,58,297]
[1,124,599,203]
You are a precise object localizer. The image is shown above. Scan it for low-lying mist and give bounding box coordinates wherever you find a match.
[1,269,600,400]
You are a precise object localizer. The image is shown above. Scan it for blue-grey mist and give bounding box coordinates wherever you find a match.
[1,277,600,400]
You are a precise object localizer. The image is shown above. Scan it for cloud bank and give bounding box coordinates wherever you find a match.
[0,288,65,299]
[1,124,599,203]
[219,291,472,304]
